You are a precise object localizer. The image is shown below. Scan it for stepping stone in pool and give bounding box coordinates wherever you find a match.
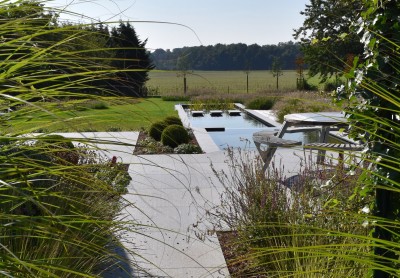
[228,110,241,116]
[210,110,223,117]
[191,110,204,117]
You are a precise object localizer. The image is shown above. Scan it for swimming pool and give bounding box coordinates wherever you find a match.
[185,110,330,150]
[188,111,269,129]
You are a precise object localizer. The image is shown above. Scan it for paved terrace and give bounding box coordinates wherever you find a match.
[52,108,357,277]
[52,132,232,277]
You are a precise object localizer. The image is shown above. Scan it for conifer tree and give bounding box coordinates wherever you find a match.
[108,22,154,97]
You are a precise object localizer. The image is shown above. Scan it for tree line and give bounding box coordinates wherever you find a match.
[150,42,301,71]
[0,1,153,98]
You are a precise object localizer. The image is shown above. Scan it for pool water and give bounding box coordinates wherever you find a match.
[208,128,323,150]
[186,110,336,150]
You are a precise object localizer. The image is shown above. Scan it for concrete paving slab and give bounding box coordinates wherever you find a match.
[121,151,231,277]
[120,229,229,278]
[39,132,139,163]
[24,131,230,277]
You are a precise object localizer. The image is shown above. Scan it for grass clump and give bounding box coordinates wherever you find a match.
[35,134,78,164]
[245,97,277,110]
[73,100,109,111]
[161,124,189,148]
[273,92,337,122]
[1,137,131,276]
[201,149,371,277]
[88,100,109,110]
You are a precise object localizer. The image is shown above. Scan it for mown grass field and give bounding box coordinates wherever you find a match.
[147,70,312,95]
[8,98,180,133]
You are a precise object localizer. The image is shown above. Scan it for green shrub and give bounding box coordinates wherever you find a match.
[302,79,319,90]
[148,121,168,141]
[275,100,306,123]
[106,126,122,132]
[323,80,343,92]
[201,148,370,277]
[135,136,174,154]
[275,100,333,123]
[1,141,130,275]
[89,100,109,109]
[190,98,236,111]
[74,100,109,111]
[161,124,189,148]
[246,97,276,110]
[37,134,75,149]
[164,116,183,126]
[36,134,78,165]
[296,78,319,91]
[174,143,202,154]
[74,105,89,111]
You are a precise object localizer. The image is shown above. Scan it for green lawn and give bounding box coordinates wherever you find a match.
[8,98,180,133]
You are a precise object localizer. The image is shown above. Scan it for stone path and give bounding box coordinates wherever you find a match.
[55,132,230,277]
[121,152,231,277]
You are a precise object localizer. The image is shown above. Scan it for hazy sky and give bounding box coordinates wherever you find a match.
[50,0,309,50]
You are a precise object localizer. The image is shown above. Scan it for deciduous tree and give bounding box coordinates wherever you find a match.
[294,0,364,81]
[336,1,400,276]
[271,56,283,90]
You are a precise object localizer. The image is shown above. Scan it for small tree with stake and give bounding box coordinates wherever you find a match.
[295,56,305,90]
[271,56,283,90]
[177,53,191,95]
[244,60,251,93]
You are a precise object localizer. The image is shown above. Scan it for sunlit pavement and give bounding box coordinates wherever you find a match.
[55,131,349,277]
[120,147,311,277]
[123,152,231,277]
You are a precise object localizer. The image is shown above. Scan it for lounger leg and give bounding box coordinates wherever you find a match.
[276,121,289,138]
[338,151,344,170]
[317,126,330,164]
[255,141,277,170]
[255,121,291,172]
[262,147,277,172]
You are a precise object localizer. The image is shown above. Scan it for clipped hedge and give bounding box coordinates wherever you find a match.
[164,116,183,126]
[148,121,168,141]
[161,124,189,148]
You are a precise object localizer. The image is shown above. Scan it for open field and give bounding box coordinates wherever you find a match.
[147,70,312,95]
[7,98,180,133]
